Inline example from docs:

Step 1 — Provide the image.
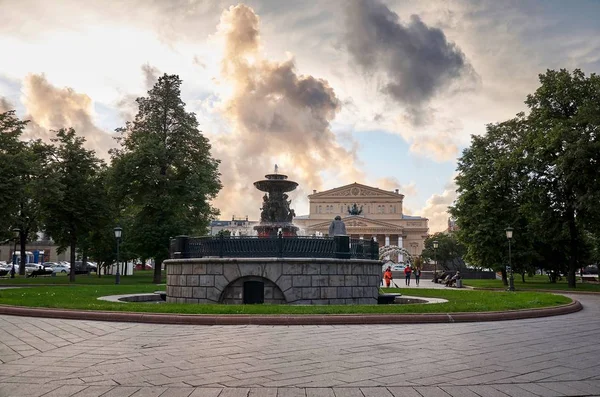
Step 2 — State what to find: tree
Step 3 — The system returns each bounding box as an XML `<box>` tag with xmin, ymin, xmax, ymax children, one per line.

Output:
<box><xmin>421</xmin><ymin>233</ymin><xmax>466</xmax><ymax>271</ymax></box>
<box><xmin>0</xmin><ymin>110</ymin><xmax>55</xmax><ymax>275</ymax></box>
<box><xmin>450</xmin><ymin>118</ymin><xmax>528</xmax><ymax>285</ymax></box>
<box><xmin>110</xmin><ymin>74</ymin><xmax>222</xmax><ymax>284</ymax></box>
<box><xmin>521</xmin><ymin>69</ymin><xmax>600</xmax><ymax>287</ymax></box>
<box><xmin>216</xmin><ymin>229</ymin><xmax>231</xmax><ymax>238</ymax></box>
<box><xmin>42</xmin><ymin>128</ymin><xmax>105</xmax><ymax>282</ymax></box>
<box><xmin>451</xmin><ymin>69</ymin><xmax>600</xmax><ymax>288</ymax></box>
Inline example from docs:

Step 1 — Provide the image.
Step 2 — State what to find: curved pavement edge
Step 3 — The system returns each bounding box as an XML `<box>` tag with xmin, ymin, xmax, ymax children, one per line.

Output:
<box><xmin>0</xmin><ymin>299</ymin><xmax>582</xmax><ymax>325</ymax></box>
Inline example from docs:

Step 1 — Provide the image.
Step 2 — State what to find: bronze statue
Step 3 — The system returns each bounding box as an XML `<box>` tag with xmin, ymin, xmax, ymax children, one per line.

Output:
<box><xmin>347</xmin><ymin>203</ymin><xmax>363</xmax><ymax>215</ymax></box>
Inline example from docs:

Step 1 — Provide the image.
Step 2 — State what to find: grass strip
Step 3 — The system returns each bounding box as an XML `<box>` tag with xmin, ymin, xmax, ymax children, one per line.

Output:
<box><xmin>0</xmin><ymin>285</ymin><xmax>571</xmax><ymax>315</ymax></box>
<box><xmin>464</xmin><ymin>275</ymin><xmax>600</xmax><ymax>292</ymax></box>
<box><xmin>0</xmin><ymin>271</ymin><xmax>164</xmax><ymax>285</ymax></box>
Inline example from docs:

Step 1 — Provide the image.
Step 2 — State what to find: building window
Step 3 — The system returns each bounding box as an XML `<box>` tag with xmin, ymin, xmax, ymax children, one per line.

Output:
<box><xmin>318</xmin><ymin>205</ymin><xmax>322</xmax><ymax>214</ymax></box>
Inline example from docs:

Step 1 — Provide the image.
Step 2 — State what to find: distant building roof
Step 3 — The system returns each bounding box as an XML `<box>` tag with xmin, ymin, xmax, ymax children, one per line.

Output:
<box><xmin>210</xmin><ymin>221</ymin><xmax>231</xmax><ymax>226</ymax></box>
<box><xmin>402</xmin><ymin>215</ymin><xmax>425</xmax><ymax>220</ymax></box>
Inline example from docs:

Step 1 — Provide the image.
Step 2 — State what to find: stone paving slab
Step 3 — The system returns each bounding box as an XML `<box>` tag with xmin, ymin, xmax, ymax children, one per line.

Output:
<box><xmin>0</xmin><ymin>294</ymin><xmax>598</xmax><ymax>396</ymax></box>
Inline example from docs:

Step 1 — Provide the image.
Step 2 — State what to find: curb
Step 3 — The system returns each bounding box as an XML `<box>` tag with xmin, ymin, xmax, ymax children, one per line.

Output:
<box><xmin>0</xmin><ymin>300</ymin><xmax>582</xmax><ymax>325</ymax></box>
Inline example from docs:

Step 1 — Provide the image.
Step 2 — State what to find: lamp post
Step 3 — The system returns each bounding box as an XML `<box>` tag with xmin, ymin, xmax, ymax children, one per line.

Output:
<box><xmin>114</xmin><ymin>226</ymin><xmax>122</xmax><ymax>285</ymax></box>
<box><xmin>11</xmin><ymin>228</ymin><xmax>19</xmax><ymax>279</ymax></box>
<box><xmin>505</xmin><ymin>227</ymin><xmax>514</xmax><ymax>291</ymax></box>
<box><xmin>433</xmin><ymin>240</ymin><xmax>439</xmax><ymax>276</ymax></box>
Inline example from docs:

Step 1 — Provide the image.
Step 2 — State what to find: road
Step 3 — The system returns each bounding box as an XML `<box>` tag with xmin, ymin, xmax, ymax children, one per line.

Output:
<box><xmin>0</xmin><ymin>294</ymin><xmax>599</xmax><ymax>396</ymax></box>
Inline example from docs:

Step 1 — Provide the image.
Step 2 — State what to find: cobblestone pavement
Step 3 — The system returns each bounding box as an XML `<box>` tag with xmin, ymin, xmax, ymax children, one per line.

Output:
<box><xmin>0</xmin><ymin>294</ymin><xmax>599</xmax><ymax>397</ymax></box>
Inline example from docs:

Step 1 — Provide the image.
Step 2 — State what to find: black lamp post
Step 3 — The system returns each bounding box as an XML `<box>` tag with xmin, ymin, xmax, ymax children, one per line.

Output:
<box><xmin>11</xmin><ymin>228</ymin><xmax>19</xmax><ymax>278</ymax></box>
<box><xmin>506</xmin><ymin>227</ymin><xmax>514</xmax><ymax>291</ymax></box>
<box><xmin>114</xmin><ymin>226</ymin><xmax>122</xmax><ymax>285</ymax></box>
<box><xmin>433</xmin><ymin>240</ymin><xmax>439</xmax><ymax>276</ymax></box>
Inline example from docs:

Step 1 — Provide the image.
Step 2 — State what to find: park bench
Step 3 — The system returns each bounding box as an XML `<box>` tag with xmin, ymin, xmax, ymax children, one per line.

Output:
<box><xmin>0</xmin><ymin>269</ymin><xmax>9</xmax><ymax>278</ymax></box>
<box><xmin>580</xmin><ymin>274</ymin><xmax>598</xmax><ymax>282</ymax></box>
<box><xmin>27</xmin><ymin>269</ymin><xmax>54</xmax><ymax>278</ymax></box>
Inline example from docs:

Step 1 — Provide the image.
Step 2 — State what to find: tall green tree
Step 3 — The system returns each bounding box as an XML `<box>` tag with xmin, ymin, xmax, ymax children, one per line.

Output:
<box><xmin>450</xmin><ymin>117</ymin><xmax>529</xmax><ymax>285</ymax></box>
<box><xmin>521</xmin><ymin>69</ymin><xmax>600</xmax><ymax>287</ymax></box>
<box><xmin>0</xmin><ymin>110</ymin><xmax>55</xmax><ymax>274</ymax></box>
<box><xmin>110</xmin><ymin>74</ymin><xmax>221</xmax><ymax>284</ymax></box>
<box><xmin>452</xmin><ymin>69</ymin><xmax>600</xmax><ymax>288</ymax></box>
<box><xmin>43</xmin><ymin>128</ymin><xmax>105</xmax><ymax>282</ymax></box>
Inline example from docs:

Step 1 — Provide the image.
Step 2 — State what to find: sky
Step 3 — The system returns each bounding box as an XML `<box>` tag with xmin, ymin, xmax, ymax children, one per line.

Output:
<box><xmin>1</xmin><ymin>0</ymin><xmax>599</xmax><ymax>232</ymax></box>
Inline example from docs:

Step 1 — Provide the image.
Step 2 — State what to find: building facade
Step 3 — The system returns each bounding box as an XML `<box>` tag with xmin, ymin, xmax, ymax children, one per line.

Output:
<box><xmin>209</xmin><ymin>216</ymin><xmax>259</xmax><ymax>236</ymax></box>
<box><xmin>293</xmin><ymin>183</ymin><xmax>429</xmax><ymax>257</ymax></box>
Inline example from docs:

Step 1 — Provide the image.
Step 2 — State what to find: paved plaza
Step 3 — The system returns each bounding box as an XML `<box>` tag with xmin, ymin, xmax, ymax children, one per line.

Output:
<box><xmin>0</xmin><ymin>294</ymin><xmax>599</xmax><ymax>397</ymax></box>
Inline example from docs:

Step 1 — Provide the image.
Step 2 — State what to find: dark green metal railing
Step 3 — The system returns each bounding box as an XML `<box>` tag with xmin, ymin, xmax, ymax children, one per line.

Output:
<box><xmin>170</xmin><ymin>235</ymin><xmax>379</xmax><ymax>260</ymax></box>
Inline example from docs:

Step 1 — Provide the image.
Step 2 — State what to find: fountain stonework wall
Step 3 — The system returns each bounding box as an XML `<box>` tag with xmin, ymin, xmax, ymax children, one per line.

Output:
<box><xmin>165</xmin><ymin>258</ymin><xmax>382</xmax><ymax>304</ymax></box>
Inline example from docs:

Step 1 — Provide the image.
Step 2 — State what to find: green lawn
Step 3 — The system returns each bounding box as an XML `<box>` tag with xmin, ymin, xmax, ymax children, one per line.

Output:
<box><xmin>0</xmin><ymin>285</ymin><xmax>571</xmax><ymax>314</ymax></box>
<box><xmin>0</xmin><ymin>270</ymin><xmax>165</xmax><ymax>285</ymax></box>
<box><xmin>464</xmin><ymin>274</ymin><xmax>600</xmax><ymax>292</ymax></box>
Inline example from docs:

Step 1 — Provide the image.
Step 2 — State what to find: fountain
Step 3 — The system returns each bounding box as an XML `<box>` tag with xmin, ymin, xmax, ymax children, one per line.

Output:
<box><xmin>165</xmin><ymin>167</ymin><xmax>382</xmax><ymax>305</ymax></box>
<box><xmin>253</xmin><ymin>165</ymin><xmax>299</xmax><ymax>237</ymax></box>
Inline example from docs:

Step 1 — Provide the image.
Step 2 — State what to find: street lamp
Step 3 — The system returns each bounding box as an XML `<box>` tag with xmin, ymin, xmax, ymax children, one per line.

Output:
<box><xmin>11</xmin><ymin>228</ymin><xmax>19</xmax><ymax>279</ymax></box>
<box><xmin>114</xmin><ymin>226</ymin><xmax>122</xmax><ymax>285</ymax></box>
<box><xmin>505</xmin><ymin>227</ymin><xmax>514</xmax><ymax>291</ymax></box>
<box><xmin>433</xmin><ymin>240</ymin><xmax>439</xmax><ymax>276</ymax></box>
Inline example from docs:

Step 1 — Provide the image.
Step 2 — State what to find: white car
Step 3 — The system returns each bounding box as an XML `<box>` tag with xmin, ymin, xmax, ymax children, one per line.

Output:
<box><xmin>50</xmin><ymin>264</ymin><xmax>70</xmax><ymax>274</ymax></box>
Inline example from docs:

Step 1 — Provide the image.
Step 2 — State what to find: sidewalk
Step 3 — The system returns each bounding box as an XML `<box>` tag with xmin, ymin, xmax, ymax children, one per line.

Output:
<box><xmin>383</xmin><ymin>277</ymin><xmax>468</xmax><ymax>289</ymax></box>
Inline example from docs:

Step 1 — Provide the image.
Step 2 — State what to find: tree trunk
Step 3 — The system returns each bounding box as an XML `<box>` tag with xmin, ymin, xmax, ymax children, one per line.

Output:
<box><xmin>19</xmin><ymin>230</ymin><xmax>27</xmax><ymax>276</ymax></box>
<box><xmin>69</xmin><ymin>237</ymin><xmax>77</xmax><ymax>283</ymax></box>
<box><xmin>153</xmin><ymin>258</ymin><xmax>162</xmax><ymax>284</ymax></box>
<box><xmin>566</xmin><ymin>208</ymin><xmax>578</xmax><ymax>288</ymax></box>
<box><xmin>501</xmin><ymin>267</ymin><xmax>508</xmax><ymax>286</ymax></box>
<box><xmin>521</xmin><ymin>271</ymin><xmax>525</xmax><ymax>283</ymax></box>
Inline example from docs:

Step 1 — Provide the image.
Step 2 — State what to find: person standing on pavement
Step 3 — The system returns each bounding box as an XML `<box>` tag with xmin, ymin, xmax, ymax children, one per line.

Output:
<box><xmin>383</xmin><ymin>266</ymin><xmax>393</xmax><ymax>288</ymax></box>
<box><xmin>414</xmin><ymin>267</ymin><xmax>421</xmax><ymax>286</ymax></box>
<box><xmin>404</xmin><ymin>264</ymin><xmax>412</xmax><ymax>286</ymax></box>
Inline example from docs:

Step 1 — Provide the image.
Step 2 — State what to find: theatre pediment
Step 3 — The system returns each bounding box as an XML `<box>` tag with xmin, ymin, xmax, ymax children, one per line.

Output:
<box><xmin>309</xmin><ymin>183</ymin><xmax>404</xmax><ymax>200</ymax></box>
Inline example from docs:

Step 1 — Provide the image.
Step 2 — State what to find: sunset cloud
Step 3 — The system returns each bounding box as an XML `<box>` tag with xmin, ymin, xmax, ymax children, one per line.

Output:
<box><xmin>21</xmin><ymin>74</ymin><xmax>113</xmax><ymax>157</ymax></box>
<box><xmin>420</xmin><ymin>179</ymin><xmax>457</xmax><ymax>233</ymax></box>
<box><xmin>211</xmin><ymin>4</ymin><xmax>364</xmax><ymax>219</ymax></box>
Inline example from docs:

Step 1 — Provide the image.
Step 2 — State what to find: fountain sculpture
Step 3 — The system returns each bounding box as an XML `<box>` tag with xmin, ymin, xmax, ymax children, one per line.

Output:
<box><xmin>253</xmin><ymin>165</ymin><xmax>299</xmax><ymax>237</ymax></box>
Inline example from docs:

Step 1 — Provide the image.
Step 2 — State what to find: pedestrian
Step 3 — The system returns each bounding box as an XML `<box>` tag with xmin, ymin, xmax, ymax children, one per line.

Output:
<box><xmin>328</xmin><ymin>215</ymin><xmax>347</xmax><ymax>237</ymax></box>
<box><xmin>404</xmin><ymin>264</ymin><xmax>412</xmax><ymax>286</ymax></box>
<box><xmin>414</xmin><ymin>267</ymin><xmax>421</xmax><ymax>286</ymax></box>
<box><xmin>383</xmin><ymin>266</ymin><xmax>393</xmax><ymax>288</ymax></box>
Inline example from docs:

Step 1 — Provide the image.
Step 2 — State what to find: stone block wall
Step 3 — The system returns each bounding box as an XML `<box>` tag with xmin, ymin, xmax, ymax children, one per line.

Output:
<box><xmin>165</xmin><ymin>258</ymin><xmax>382</xmax><ymax>304</ymax></box>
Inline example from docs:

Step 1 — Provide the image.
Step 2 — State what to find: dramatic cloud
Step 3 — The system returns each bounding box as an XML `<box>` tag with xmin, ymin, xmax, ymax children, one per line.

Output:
<box><xmin>397</xmin><ymin>113</ymin><xmax>462</xmax><ymax>161</ymax></box>
<box><xmin>344</xmin><ymin>0</ymin><xmax>475</xmax><ymax>122</ymax></box>
<box><xmin>420</xmin><ymin>179</ymin><xmax>458</xmax><ymax>233</ymax></box>
<box><xmin>0</xmin><ymin>97</ymin><xmax>12</xmax><ymax>113</ymax></box>
<box><xmin>211</xmin><ymin>4</ymin><xmax>364</xmax><ymax>219</ymax></box>
<box><xmin>375</xmin><ymin>177</ymin><xmax>417</xmax><ymax>197</ymax></box>
<box><xmin>21</xmin><ymin>74</ymin><xmax>114</xmax><ymax>157</ymax></box>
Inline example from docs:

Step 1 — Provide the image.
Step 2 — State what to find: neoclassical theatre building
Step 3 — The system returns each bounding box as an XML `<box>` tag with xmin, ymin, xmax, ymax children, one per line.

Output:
<box><xmin>293</xmin><ymin>183</ymin><xmax>429</xmax><ymax>256</ymax></box>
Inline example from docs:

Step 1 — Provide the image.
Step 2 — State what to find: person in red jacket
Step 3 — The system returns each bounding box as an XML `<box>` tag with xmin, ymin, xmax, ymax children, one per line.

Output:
<box><xmin>383</xmin><ymin>267</ymin><xmax>393</xmax><ymax>288</ymax></box>
<box><xmin>404</xmin><ymin>265</ymin><xmax>412</xmax><ymax>286</ymax></box>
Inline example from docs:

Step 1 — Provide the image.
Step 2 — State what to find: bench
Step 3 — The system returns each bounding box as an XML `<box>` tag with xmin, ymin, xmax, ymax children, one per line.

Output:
<box><xmin>580</xmin><ymin>274</ymin><xmax>598</xmax><ymax>282</ymax></box>
<box><xmin>0</xmin><ymin>269</ymin><xmax>9</xmax><ymax>278</ymax></box>
<box><xmin>27</xmin><ymin>269</ymin><xmax>54</xmax><ymax>278</ymax></box>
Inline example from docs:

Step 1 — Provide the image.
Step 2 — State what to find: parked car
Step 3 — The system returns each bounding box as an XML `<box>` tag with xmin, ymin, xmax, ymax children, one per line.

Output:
<box><xmin>25</xmin><ymin>263</ymin><xmax>51</xmax><ymax>273</ymax></box>
<box><xmin>50</xmin><ymin>264</ymin><xmax>70</xmax><ymax>274</ymax></box>
<box><xmin>73</xmin><ymin>261</ymin><xmax>96</xmax><ymax>273</ymax></box>
<box><xmin>135</xmin><ymin>263</ymin><xmax>153</xmax><ymax>270</ymax></box>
